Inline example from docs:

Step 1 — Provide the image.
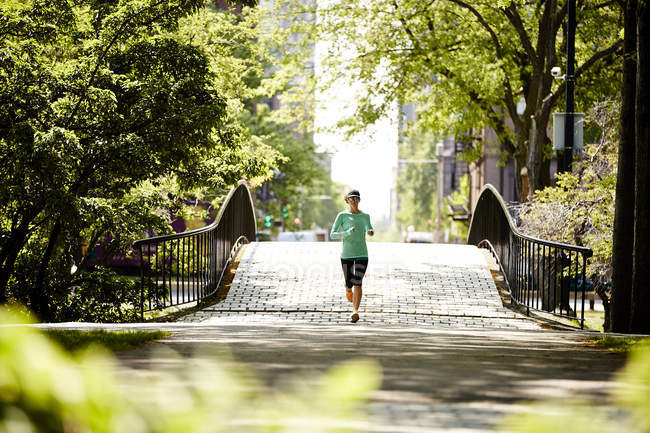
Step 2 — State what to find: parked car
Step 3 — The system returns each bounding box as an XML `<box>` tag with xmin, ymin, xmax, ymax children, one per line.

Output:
<box><xmin>277</xmin><ymin>231</ymin><xmax>317</xmax><ymax>242</ymax></box>
<box><xmin>404</xmin><ymin>231</ymin><xmax>434</xmax><ymax>243</ymax></box>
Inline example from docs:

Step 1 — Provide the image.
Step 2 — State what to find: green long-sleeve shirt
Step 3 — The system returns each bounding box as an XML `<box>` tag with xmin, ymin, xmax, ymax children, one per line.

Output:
<box><xmin>330</xmin><ymin>211</ymin><xmax>374</xmax><ymax>259</ymax></box>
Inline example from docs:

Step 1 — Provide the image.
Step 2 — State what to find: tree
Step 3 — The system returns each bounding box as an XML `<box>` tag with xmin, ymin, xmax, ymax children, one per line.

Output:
<box><xmin>611</xmin><ymin>0</ymin><xmax>650</xmax><ymax>333</ymax></box>
<box><xmin>279</xmin><ymin>0</ymin><xmax>623</xmax><ymax>197</ymax></box>
<box><xmin>610</xmin><ymin>0</ymin><xmax>636</xmax><ymax>333</ymax></box>
<box><xmin>630</xmin><ymin>0</ymin><xmax>650</xmax><ymax>333</ymax></box>
<box><xmin>610</xmin><ymin>0</ymin><xmax>650</xmax><ymax>334</ymax></box>
<box><xmin>0</xmin><ymin>0</ymin><xmax>276</xmax><ymax>319</ymax></box>
<box><xmin>174</xmin><ymin>4</ymin><xmax>339</xmax><ymax>233</ymax></box>
<box><xmin>395</xmin><ymin>128</ymin><xmax>438</xmax><ymax>232</ymax></box>
<box><xmin>242</xmin><ymin>104</ymin><xmax>343</xmax><ymax>233</ymax></box>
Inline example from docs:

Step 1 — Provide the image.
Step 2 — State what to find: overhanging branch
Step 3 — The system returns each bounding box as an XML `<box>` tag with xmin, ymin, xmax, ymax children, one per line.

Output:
<box><xmin>546</xmin><ymin>39</ymin><xmax>623</xmax><ymax>110</ymax></box>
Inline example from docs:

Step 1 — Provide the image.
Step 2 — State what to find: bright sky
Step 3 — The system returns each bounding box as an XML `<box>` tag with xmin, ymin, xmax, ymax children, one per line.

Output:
<box><xmin>313</xmin><ymin>41</ymin><xmax>399</xmax><ymax>225</ymax></box>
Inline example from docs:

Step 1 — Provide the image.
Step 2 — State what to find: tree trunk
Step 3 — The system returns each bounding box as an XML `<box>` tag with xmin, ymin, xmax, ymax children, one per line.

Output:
<box><xmin>0</xmin><ymin>241</ymin><xmax>25</xmax><ymax>303</ymax></box>
<box><xmin>611</xmin><ymin>0</ymin><xmax>637</xmax><ymax>333</ymax></box>
<box><xmin>596</xmin><ymin>282</ymin><xmax>612</xmax><ymax>331</ymax></box>
<box><xmin>630</xmin><ymin>0</ymin><xmax>650</xmax><ymax>333</ymax></box>
<box><xmin>32</xmin><ymin>219</ymin><xmax>63</xmax><ymax>320</ymax></box>
<box><xmin>0</xmin><ymin>221</ymin><xmax>34</xmax><ymax>302</ymax></box>
<box><xmin>513</xmin><ymin>152</ymin><xmax>527</xmax><ymax>202</ymax></box>
<box><xmin>526</xmin><ymin>110</ymin><xmax>552</xmax><ymax>195</ymax></box>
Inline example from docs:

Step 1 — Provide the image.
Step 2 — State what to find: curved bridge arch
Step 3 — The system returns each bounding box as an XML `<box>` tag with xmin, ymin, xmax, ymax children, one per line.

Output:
<box><xmin>468</xmin><ymin>184</ymin><xmax>593</xmax><ymax>328</ymax></box>
<box><xmin>133</xmin><ymin>180</ymin><xmax>256</xmax><ymax>318</ymax></box>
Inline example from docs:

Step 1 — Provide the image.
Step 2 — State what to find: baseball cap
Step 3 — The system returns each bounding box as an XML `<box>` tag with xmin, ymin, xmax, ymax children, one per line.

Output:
<box><xmin>346</xmin><ymin>190</ymin><xmax>360</xmax><ymax>199</ymax></box>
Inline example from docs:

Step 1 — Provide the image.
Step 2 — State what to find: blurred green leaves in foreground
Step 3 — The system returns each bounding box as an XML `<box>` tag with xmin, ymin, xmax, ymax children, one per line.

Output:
<box><xmin>0</xmin><ymin>309</ymin><xmax>381</xmax><ymax>433</ymax></box>
<box><xmin>505</xmin><ymin>340</ymin><xmax>650</xmax><ymax>433</ymax></box>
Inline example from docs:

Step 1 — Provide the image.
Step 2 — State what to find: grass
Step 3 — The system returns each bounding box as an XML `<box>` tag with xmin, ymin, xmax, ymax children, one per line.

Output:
<box><xmin>547</xmin><ymin>310</ymin><xmax>605</xmax><ymax>331</ymax></box>
<box><xmin>45</xmin><ymin>329</ymin><xmax>171</xmax><ymax>352</ymax></box>
<box><xmin>564</xmin><ymin>310</ymin><xmax>605</xmax><ymax>331</ymax></box>
<box><xmin>589</xmin><ymin>334</ymin><xmax>650</xmax><ymax>353</ymax></box>
<box><xmin>582</xmin><ymin>310</ymin><xmax>605</xmax><ymax>331</ymax></box>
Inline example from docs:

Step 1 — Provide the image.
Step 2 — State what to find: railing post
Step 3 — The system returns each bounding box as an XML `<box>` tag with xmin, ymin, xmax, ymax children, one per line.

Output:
<box><xmin>580</xmin><ymin>253</ymin><xmax>586</xmax><ymax>329</ymax></box>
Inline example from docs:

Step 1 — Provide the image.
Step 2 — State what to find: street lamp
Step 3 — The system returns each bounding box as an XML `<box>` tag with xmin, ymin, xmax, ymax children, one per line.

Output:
<box><xmin>561</xmin><ymin>0</ymin><xmax>576</xmax><ymax>173</ymax></box>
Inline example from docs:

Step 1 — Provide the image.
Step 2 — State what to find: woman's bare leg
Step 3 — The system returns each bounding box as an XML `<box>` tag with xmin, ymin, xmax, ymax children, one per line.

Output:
<box><xmin>353</xmin><ymin>285</ymin><xmax>362</xmax><ymax>312</ymax></box>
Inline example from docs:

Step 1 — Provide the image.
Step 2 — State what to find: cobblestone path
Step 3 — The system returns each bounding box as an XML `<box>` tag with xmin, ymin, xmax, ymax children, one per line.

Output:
<box><xmin>179</xmin><ymin>242</ymin><xmax>539</xmax><ymax>329</ymax></box>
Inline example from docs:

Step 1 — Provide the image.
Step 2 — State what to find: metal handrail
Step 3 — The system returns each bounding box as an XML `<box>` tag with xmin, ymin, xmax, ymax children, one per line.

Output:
<box><xmin>133</xmin><ymin>180</ymin><xmax>256</xmax><ymax>319</ymax></box>
<box><xmin>468</xmin><ymin>184</ymin><xmax>593</xmax><ymax>328</ymax></box>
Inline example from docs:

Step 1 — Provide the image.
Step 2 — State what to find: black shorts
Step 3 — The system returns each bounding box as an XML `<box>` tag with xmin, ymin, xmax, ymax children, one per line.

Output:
<box><xmin>340</xmin><ymin>258</ymin><xmax>368</xmax><ymax>288</ymax></box>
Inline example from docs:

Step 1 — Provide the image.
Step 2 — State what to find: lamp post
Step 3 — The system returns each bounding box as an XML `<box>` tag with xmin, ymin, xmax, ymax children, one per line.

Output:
<box><xmin>436</xmin><ymin>142</ymin><xmax>444</xmax><ymax>243</ymax></box>
<box><xmin>561</xmin><ymin>0</ymin><xmax>576</xmax><ymax>173</ymax></box>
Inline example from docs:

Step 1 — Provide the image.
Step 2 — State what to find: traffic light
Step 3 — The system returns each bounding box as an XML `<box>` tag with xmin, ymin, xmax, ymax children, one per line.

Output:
<box><xmin>264</xmin><ymin>215</ymin><xmax>272</xmax><ymax>227</ymax></box>
<box><xmin>294</xmin><ymin>217</ymin><xmax>301</xmax><ymax>226</ymax></box>
<box><xmin>281</xmin><ymin>202</ymin><xmax>288</xmax><ymax>219</ymax></box>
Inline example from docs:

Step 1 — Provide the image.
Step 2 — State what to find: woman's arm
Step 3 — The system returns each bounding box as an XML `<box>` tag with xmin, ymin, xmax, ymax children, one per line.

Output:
<box><xmin>365</xmin><ymin>214</ymin><xmax>374</xmax><ymax>236</ymax></box>
<box><xmin>330</xmin><ymin>214</ymin><xmax>354</xmax><ymax>239</ymax></box>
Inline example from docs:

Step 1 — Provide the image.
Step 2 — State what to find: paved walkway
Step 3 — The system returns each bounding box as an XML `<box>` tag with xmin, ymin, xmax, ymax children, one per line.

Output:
<box><xmin>113</xmin><ymin>323</ymin><xmax>624</xmax><ymax>433</ymax></box>
<box><xmin>38</xmin><ymin>242</ymin><xmax>626</xmax><ymax>432</ymax></box>
<box><xmin>179</xmin><ymin>242</ymin><xmax>539</xmax><ymax>329</ymax></box>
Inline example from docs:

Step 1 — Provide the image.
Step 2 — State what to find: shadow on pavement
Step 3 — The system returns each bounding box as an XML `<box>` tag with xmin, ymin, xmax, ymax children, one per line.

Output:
<box><xmin>116</xmin><ymin>325</ymin><xmax>625</xmax><ymax>405</ymax></box>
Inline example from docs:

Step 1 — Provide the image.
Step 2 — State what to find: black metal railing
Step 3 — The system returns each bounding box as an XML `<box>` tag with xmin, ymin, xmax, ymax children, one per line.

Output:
<box><xmin>132</xmin><ymin>180</ymin><xmax>256</xmax><ymax>319</ymax></box>
<box><xmin>468</xmin><ymin>184</ymin><xmax>593</xmax><ymax>328</ymax></box>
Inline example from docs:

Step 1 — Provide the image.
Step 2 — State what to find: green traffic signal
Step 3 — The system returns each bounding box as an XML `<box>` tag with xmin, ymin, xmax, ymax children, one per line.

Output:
<box><xmin>264</xmin><ymin>215</ymin><xmax>272</xmax><ymax>227</ymax></box>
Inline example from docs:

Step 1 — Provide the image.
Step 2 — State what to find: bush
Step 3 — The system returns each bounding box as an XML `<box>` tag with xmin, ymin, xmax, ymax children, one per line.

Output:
<box><xmin>0</xmin><ymin>308</ymin><xmax>382</xmax><ymax>433</ymax></box>
<box><xmin>8</xmin><ymin>266</ymin><xmax>166</xmax><ymax>323</ymax></box>
<box><xmin>516</xmin><ymin>101</ymin><xmax>618</xmax><ymax>330</ymax></box>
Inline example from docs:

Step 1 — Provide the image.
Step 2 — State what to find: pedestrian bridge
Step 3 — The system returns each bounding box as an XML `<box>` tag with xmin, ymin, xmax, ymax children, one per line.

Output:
<box><xmin>133</xmin><ymin>181</ymin><xmax>592</xmax><ymax>329</ymax></box>
<box><xmin>178</xmin><ymin>241</ymin><xmax>538</xmax><ymax>329</ymax></box>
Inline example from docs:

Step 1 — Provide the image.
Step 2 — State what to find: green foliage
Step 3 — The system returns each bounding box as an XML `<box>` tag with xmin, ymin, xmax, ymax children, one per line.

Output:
<box><xmin>395</xmin><ymin>122</ymin><xmax>469</xmax><ymax>243</ymax></box>
<box><xmin>273</xmin><ymin>0</ymin><xmax>623</xmax><ymax>189</ymax></box>
<box><xmin>395</xmin><ymin>127</ymin><xmax>438</xmax><ymax>232</ymax></box>
<box><xmin>0</xmin><ymin>0</ymin><xmax>288</xmax><ymax>320</ymax></box>
<box><xmin>45</xmin><ymin>329</ymin><xmax>170</xmax><ymax>352</ymax></box>
<box><xmin>298</xmin><ymin>177</ymin><xmax>346</xmax><ymax>232</ymax></box>
<box><xmin>246</xmin><ymin>105</ymin><xmax>342</xmax><ymax>233</ymax></box>
<box><xmin>0</xmin><ymin>308</ymin><xmax>381</xmax><ymax>433</ymax></box>
<box><xmin>504</xmin><ymin>340</ymin><xmax>650</xmax><ymax>433</ymax></box>
<box><xmin>172</xmin><ymin>4</ymin><xmax>334</xmax><ymax>233</ymax></box>
<box><xmin>9</xmin><ymin>266</ymin><xmax>166</xmax><ymax>323</ymax></box>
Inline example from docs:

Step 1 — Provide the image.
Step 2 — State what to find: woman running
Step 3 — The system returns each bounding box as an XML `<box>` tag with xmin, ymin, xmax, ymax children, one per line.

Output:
<box><xmin>330</xmin><ymin>189</ymin><xmax>374</xmax><ymax>323</ymax></box>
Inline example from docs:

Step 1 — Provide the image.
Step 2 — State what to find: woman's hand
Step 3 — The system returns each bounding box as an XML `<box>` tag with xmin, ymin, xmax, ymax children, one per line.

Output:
<box><xmin>350</xmin><ymin>226</ymin><xmax>355</xmax><ymax>232</ymax></box>
<box><xmin>367</xmin><ymin>230</ymin><xmax>374</xmax><ymax>236</ymax></box>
